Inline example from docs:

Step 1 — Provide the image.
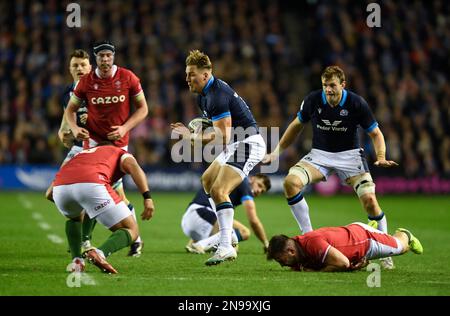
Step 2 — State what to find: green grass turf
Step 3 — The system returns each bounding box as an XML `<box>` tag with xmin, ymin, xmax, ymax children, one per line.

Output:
<box><xmin>0</xmin><ymin>192</ymin><xmax>449</xmax><ymax>296</ymax></box>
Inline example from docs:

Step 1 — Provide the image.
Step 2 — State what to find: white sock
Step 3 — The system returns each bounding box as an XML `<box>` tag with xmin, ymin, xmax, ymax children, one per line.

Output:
<box><xmin>128</xmin><ymin>205</ymin><xmax>141</xmax><ymax>243</ymax></box>
<box><xmin>369</xmin><ymin>212</ymin><xmax>388</xmax><ymax>234</ymax></box>
<box><xmin>196</xmin><ymin>230</ymin><xmax>238</xmax><ymax>250</ymax></box>
<box><xmin>287</xmin><ymin>193</ymin><xmax>313</xmax><ymax>233</ymax></box>
<box><xmin>196</xmin><ymin>233</ymin><xmax>220</xmax><ymax>249</ymax></box>
<box><xmin>216</xmin><ymin>203</ymin><xmax>234</xmax><ymax>249</ymax></box>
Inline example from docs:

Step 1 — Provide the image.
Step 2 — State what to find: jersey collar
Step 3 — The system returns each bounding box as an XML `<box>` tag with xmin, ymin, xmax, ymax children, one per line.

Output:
<box><xmin>202</xmin><ymin>76</ymin><xmax>215</xmax><ymax>95</ymax></box>
<box><xmin>321</xmin><ymin>89</ymin><xmax>348</xmax><ymax>107</ymax></box>
<box><xmin>95</xmin><ymin>65</ymin><xmax>118</xmax><ymax>79</ymax></box>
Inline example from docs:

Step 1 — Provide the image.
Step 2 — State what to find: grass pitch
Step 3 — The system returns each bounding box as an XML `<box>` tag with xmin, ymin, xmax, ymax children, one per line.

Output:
<box><xmin>0</xmin><ymin>192</ymin><xmax>449</xmax><ymax>296</ymax></box>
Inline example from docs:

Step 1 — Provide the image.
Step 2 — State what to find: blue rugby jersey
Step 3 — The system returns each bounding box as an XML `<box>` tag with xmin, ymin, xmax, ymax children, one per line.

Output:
<box><xmin>297</xmin><ymin>89</ymin><xmax>378</xmax><ymax>152</ymax></box>
<box><xmin>197</xmin><ymin>77</ymin><xmax>258</xmax><ymax>141</ymax></box>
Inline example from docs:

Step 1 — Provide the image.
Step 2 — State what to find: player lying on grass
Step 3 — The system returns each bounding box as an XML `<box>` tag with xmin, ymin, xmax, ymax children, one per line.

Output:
<box><xmin>52</xmin><ymin>142</ymin><xmax>155</xmax><ymax>274</ymax></box>
<box><xmin>267</xmin><ymin>222</ymin><xmax>423</xmax><ymax>272</ymax></box>
<box><xmin>182</xmin><ymin>174</ymin><xmax>271</xmax><ymax>254</ymax></box>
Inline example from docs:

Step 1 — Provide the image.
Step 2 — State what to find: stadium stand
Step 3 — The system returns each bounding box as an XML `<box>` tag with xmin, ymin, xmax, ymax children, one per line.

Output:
<box><xmin>0</xmin><ymin>0</ymin><xmax>448</xmax><ymax>179</ymax></box>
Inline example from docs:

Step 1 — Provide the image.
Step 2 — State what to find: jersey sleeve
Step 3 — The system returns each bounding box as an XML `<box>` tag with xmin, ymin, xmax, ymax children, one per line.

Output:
<box><xmin>303</xmin><ymin>236</ymin><xmax>332</xmax><ymax>265</ymax></box>
<box><xmin>239</xmin><ymin>178</ymin><xmax>254</xmax><ymax>203</ymax></box>
<box><xmin>210</xmin><ymin>92</ymin><xmax>231</xmax><ymax>122</ymax></box>
<box><xmin>113</xmin><ymin>148</ymin><xmax>130</xmax><ymax>179</ymax></box>
<box><xmin>129</xmin><ymin>71</ymin><xmax>143</xmax><ymax>97</ymax></box>
<box><xmin>297</xmin><ymin>93</ymin><xmax>313</xmax><ymax>123</ymax></box>
<box><xmin>358</xmin><ymin>96</ymin><xmax>378</xmax><ymax>133</ymax></box>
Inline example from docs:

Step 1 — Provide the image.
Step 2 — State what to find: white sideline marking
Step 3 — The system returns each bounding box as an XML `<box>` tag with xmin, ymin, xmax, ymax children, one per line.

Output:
<box><xmin>47</xmin><ymin>234</ymin><xmax>64</xmax><ymax>244</ymax></box>
<box><xmin>32</xmin><ymin>212</ymin><xmax>43</xmax><ymax>220</ymax></box>
<box><xmin>18</xmin><ymin>196</ymin><xmax>65</xmax><ymax>245</ymax></box>
<box><xmin>18</xmin><ymin>194</ymin><xmax>33</xmax><ymax>210</ymax></box>
<box><xmin>38</xmin><ymin>222</ymin><xmax>51</xmax><ymax>231</ymax></box>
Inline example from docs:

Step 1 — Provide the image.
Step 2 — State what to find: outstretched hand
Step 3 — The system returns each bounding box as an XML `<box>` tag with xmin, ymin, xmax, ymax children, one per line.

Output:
<box><xmin>170</xmin><ymin>122</ymin><xmax>191</xmax><ymax>139</ymax></box>
<box><xmin>141</xmin><ymin>199</ymin><xmax>155</xmax><ymax>220</ymax></box>
<box><xmin>374</xmin><ymin>159</ymin><xmax>398</xmax><ymax>168</ymax></box>
<box><xmin>261</xmin><ymin>153</ymin><xmax>278</xmax><ymax>164</ymax></box>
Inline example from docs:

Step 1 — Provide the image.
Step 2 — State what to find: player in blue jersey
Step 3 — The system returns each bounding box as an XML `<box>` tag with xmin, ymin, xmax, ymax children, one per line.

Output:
<box><xmin>45</xmin><ymin>49</ymin><xmax>91</xmax><ymax>201</ymax></box>
<box><xmin>171</xmin><ymin>50</ymin><xmax>267</xmax><ymax>265</ymax></box>
<box><xmin>263</xmin><ymin>66</ymin><xmax>398</xmax><ymax>269</ymax></box>
<box><xmin>182</xmin><ymin>174</ymin><xmax>271</xmax><ymax>254</ymax></box>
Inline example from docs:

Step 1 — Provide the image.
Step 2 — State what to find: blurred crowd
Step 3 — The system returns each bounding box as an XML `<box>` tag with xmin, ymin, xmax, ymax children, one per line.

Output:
<box><xmin>0</xmin><ymin>0</ymin><xmax>449</xmax><ymax>178</ymax></box>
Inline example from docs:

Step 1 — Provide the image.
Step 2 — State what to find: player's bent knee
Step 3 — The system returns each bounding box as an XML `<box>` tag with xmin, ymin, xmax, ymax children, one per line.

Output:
<box><xmin>118</xmin><ymin>223</ymin><xmax>138</xmax><ymax>243</ymax></box>
<box><xmin>283</xmin><ymin>175</ymin><xmax>303</xmax><ymax>193</ymax></box>
<box><xmin>287</xmin><ymin>165</ymin><xmax>311</xmax><ymax>187</ymax></box>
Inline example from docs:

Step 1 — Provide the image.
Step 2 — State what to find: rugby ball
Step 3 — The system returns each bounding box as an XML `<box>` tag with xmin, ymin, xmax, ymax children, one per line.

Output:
<box><xmin>188</xmin><ymin>117</ymin><xmax>213</xmax><ymax>132</ymax></box>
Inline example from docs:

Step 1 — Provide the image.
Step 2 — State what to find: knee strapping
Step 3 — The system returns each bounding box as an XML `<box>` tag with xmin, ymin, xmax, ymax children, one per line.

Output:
<box><xmin>288</xmin><ymin>165</ymin><xmax>311</xmax><ymax>186</ymax></box>
<box><xmin>354</xmin><ymin>178</ymin><xmax>376</xmax><ymax>197</ymax></box>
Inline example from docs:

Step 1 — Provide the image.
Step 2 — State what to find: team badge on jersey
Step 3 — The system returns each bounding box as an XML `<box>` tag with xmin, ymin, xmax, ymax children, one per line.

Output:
<box><xmin>318</xmin><ymin>107</ymin><xmax>322</xmax><ymax>114</ymax></box>
<box><xmin>94</xmin><ymin>83</ymin><xmax>98</xmax><ymax>90</ymax></box>
<box><xmin>340</xmin><ymin>109</ymin><xmax>348</xmax><ymax>116</ymax></box>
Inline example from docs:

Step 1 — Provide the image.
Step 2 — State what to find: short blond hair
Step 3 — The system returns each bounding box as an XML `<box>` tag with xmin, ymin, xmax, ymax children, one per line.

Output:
<box><xmin>186</xmin><ymin>50</ymin><xmax>212</xmax><ymax>70</ymax></box>
<box><xmin>321</xmin><ymin>65</ymin><xmax>345</xmax><ymax>83</ymax></box>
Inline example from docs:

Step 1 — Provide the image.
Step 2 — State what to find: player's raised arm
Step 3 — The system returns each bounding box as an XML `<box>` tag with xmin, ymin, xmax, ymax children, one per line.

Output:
<box><xmin>368</xmin><ymin>127</ymin><xmax>399</xmax><ymax>168</ymax></box>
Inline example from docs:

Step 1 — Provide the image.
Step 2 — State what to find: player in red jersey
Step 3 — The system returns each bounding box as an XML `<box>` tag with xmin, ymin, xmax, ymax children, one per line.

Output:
<box><xmin>66</xmin><ymin>41</ymin><xmax>147</xmax><ymax>147</ymax></box>
<box><xmin>53</xmin><ymin>143</ymin><xmax>155</xmax><ymax>274</ymax></box>
<box><xmin>64</xmin><ymin>41</ymin><xmax>149</xmax><ymax>256</ymax></box>
<box><xmin>267</xmin><ymin>222</ymin><xmax>423</xmax><ymax>272</ymax></box>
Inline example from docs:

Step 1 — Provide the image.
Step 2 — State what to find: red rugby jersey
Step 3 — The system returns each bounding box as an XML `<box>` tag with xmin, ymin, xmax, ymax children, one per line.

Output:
<box><xmin>53</xmin><ymin>145</ymin><xmax>128</xmax><ymax>186</ymax></box>
<box><xmin>294</xmin><ymin>224</ymin><xmax>397</xmax><ymax>270</ymax></box>
<box><xmin>73</xmin><ymin>66</ymin><xmax>143</xmax><ymax>147</ymax></box>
